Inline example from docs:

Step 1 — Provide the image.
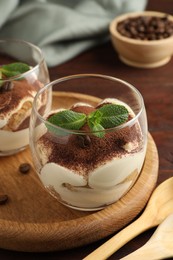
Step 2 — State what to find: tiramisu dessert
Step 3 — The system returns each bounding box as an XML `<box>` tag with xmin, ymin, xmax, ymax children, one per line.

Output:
<box><xmin>35</xmin><ymin>97</ymin><xmax>146</xmax><ymax>210</ymax></box>
<box><xmin>0</xmin><ymin>62</ymin><xmax>46</xmax><ymax>155</ymax></box>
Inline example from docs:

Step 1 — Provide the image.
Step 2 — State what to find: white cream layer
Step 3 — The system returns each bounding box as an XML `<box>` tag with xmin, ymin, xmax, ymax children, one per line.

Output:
<box><xmin>40</xmin><ymin>147</ymin><xmax>146</xmax><ymax>209</ymax></box>
<box><xmin>0</xmin><ymin>128</ymin><xmax>29</xmax><ymax>151</ymax></box>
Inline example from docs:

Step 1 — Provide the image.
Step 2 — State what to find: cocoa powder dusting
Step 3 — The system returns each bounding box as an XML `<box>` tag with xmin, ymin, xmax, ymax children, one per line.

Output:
<box><xmin>39</xmin><ymin>106</ymin><xmax>143</xmax><ymax>176</ymax></box>
<box><xmin>0</xmin><ymin>79</ymin><xmax>43</xmax><ymax>131</ymax></box>
<box><xmin>0</xmin><ymin>79</ymin><xmax>40</xmax><ymax>115</ymax></box>
<box><xmin>71</xmin><ymin>105</ymin><xmax>95</xmax><ymax>115</ymax></box>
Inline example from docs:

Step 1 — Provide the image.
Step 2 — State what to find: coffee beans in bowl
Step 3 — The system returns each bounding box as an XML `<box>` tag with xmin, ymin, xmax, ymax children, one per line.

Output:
<box><xmin>109</xmin><ymin>11</ymin><xmax>173</xmax><ymax>68</ymax></box>
<box><xmin>117</xmin><ymin>15</ymin><xmax>173</xmax><ymax>40</ymax></box>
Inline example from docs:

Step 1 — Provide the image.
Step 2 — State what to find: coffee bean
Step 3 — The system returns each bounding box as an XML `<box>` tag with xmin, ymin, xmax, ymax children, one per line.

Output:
<box><xmin>141</xmin><ymin>16</ymin><xmax>151</xmax><ymax>26</ymax></box>
<box><xmin>0</xmin><ymin>194</ymin><xmax>8</xmax><ymax>205</ymax></box>
<box><xmin>129</xmin><ymin>26</ymin><xmax>138</xmax><ymax>36</ymax></box>
<box><xmin>0</xmin><ymin>81</ymin><xmax>14</xmax><ymax>93</ymax></box>
<box><xmin>77</xmin><ymin>135</ymin><xmax>91</xmax><ymax>148</ymax></box>
<box><xmin>19</xmin><ymin>163</ymin><xmax>31</xmax><ymax>174</ymax></box>
<box><xmin>117</xmin><ymin>15</ymin><xmax>173</xmax><ymax>41</ymax></box>
<box><xmin>138</xmin><ymin>25</ymin><xmax>145</xmax><ymax>33</ymax></box>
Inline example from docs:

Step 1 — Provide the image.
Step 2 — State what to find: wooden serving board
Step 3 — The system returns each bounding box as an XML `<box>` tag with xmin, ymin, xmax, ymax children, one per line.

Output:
<box><xmin>0</xmin><ymin>92</ymin><xmax>159</xmax><ymax>252</ymax></box>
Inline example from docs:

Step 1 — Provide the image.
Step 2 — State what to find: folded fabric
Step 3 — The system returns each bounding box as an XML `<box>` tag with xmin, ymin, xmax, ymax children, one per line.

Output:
<box><xmin>0</xmin><ymin>0</ymin><xmax>147</xmax><ymax>67</ymax></box>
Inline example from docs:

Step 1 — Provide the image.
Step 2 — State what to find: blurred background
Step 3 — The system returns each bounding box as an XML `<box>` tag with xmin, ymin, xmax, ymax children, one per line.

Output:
<box><xmin>0</xmin><ymin>0</ymin><xmax>148</xmax><ymax>67</ymax></box>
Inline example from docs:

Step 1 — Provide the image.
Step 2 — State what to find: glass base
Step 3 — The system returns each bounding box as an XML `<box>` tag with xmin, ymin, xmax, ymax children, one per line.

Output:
<box><xmin>46</xmin><ymin>186</ymin><xmax>107</xmax><ymax>211</ymax></box>
<box><xmin>0</xmin><ymin>146</ymin><xmax>27</xmax><ymax>157</ymax></box>
<box><xmin>60</xmin><ymin>201</ymin><xmax>106</xmax><ymax>211</ymax></box>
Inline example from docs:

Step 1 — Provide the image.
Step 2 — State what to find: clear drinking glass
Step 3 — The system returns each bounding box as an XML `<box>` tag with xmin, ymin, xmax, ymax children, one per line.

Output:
<box><xmin>0</xmin><ymin>39</ymin><xmax>50</xmax><ymax>156</ymax></box>
<box><xmin>30</xmin><ymin>74</ymin><xmax>148</xmax><ymax>211</ymax></box>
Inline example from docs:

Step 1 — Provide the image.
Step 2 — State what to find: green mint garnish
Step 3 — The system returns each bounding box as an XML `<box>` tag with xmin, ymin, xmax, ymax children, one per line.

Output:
<box><xmin>46</xmin><ymin>104</ymin><xmax>129</xmax><ymax>138</ymax></box>
<box><xmin>97</xmin><ymin>104</ymin><xmax>129</xmax><ymax>128</ymax></box>
<box><xmin>46</xmin><ymin>110</ymin><xmax>87</xmax><ymax>135</ymax></box>
<box><xmin>88</xmin><ymin>121</ymin><xmax>105</xmax><ymax>138</ymax></box>
<box><xmin>0</xmin><ymin>62</ymin><xmax>30</xmax><ymax>78</ymax></box>
<box><xmin>0</xmin><ymin>62</ymin><xmax>30</xmax><ymax>88</ymax></box>
<box><xmin>87</xmin><ymin>110</ymin><xmax>105</xmax><ymax>138</ymax></box>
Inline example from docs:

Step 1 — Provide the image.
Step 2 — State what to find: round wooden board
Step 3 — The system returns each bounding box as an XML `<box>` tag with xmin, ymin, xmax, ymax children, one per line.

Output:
<box><xmin>0</xmin><ymin>92</ymin><xmax>159</xmax><ymax>252</ymax></box>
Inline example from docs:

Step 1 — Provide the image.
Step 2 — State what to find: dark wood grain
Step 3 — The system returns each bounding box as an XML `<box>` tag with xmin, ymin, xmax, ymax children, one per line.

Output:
<box><xmin>0</xmin><ymin>0</ymin><xmax>173</xmax><ymax>259</ymax></box>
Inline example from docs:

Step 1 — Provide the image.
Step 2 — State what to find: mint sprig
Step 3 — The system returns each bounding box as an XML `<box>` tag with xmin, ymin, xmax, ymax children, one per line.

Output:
<box><xmin>46</xmin><ymin>104</ymin><xmax>129</xmax><ymax>138</ymax></box>
<box><xmin>0</xmin><ymin>62</ymin><xmax>30</xmax><ymax>78</ymax></box>
<box><xmin>0</xmin><ymin>62</ymin><xmax>30</xmax><ymax>88</ymax></box>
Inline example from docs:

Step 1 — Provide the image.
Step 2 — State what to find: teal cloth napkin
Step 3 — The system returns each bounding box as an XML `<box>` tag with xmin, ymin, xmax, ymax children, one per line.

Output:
<box><xmin>0</xmin><ymin>0</ymin><xmax>147</xmax><ymax>67</ymax></box>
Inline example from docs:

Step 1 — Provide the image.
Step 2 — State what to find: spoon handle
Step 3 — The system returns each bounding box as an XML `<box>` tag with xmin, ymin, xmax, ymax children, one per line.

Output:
<box><xmin>121</xmin><ymin>213</ymin><xmax>173</xmax><ymax>260</ymax></box>
<box><xmin>83</xmin><ymin>214</ymin><xmax>154</xmax><ymax>260</ymax></box>
<box><xmin>121</xmin><ymin>241</ymin><xmax>170</xmax><ymax>260</ymax></box>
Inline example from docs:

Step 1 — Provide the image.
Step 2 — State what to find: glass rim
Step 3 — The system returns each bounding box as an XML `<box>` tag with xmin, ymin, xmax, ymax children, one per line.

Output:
<box><xmin>0</xmin><ymin>38</ymin><xmax>45</xmax><ymax>82</ymax></box>
<box><xmin>33</xmin><ymin>74</ymin><xmax>145</xmax><ymax>135</ymax></box>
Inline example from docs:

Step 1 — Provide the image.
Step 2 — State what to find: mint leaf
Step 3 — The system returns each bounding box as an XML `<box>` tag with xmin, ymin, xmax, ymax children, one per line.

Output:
<box><xmin>87</xmin><ymin>110</ymin><xmax>102</xmax><ymax>125</ymax></box>
<box><xmin>87</xmin><ymin>110</ymin><xmax>105</xmax><ymax>137</ymax></box>
<box><xmin>98</xmin><ymin>104</ymin><xmax>129</xmax><ymax>128</ymax></box>
<box><xmin>88</xmin><ymin>121</ymin><xmax>105</xmax><ymax>138</ymax></box>
<box><xmin>46</xmin><ymin>110</ymin><xmax>87</xmax><ymax>135</ymax></box>
<box><xmin>0</xmin><ymin>69</ymin><xmax>20</xmax><ymax>78</ymax></box>
<box><xmin>0</xmin><ymin>62</ymin><xmax>30</xmax><ymax>78</ymax></box>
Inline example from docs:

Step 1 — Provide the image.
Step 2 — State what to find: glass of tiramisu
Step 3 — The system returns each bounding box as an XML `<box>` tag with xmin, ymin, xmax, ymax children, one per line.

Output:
<box><xmin>30</xmin><ymin>74</ymin><xmax>148</xmax><ymax>211</ymax></box>
<box><xmin>0</xmin><ymin>39</ymin><xmax>50</xmax><ymax>156</ymax></box>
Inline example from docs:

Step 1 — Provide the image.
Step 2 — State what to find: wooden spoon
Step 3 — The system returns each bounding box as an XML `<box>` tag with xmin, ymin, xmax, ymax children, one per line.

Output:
<box><xmin>84</xmin><ymin>177</ymin><xmax>173</xmax><ymax>260</ymax></box>
<box><xmin>121</xmin><ymin>213</ymin><xmax>173</xmax><ymax>260</ymax></box>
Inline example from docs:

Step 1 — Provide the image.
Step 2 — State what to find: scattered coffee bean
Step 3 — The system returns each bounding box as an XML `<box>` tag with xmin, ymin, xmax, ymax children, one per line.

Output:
<box><xmin>117</xmin><ymin>15</ymin><xmax>173</xmax><ymax>40</ymax></box>
<box><xmin>0</xmin><ymin>194</ymin><xmax>8</xmax><ymax>205</ymax></box>
<box><xmin>19</xmin><ymin>163</ymin><xmax>31</xmax><ymax>174</ymax></box>
<box><xmin>0</xmin><ymin>81</ymin><xmax>14</xmax><ymax>93</ymax></box>
<box><xmin>77</xmin><ymin>135</ymin><xmax>91</xmax><ymax>148</ymax></box>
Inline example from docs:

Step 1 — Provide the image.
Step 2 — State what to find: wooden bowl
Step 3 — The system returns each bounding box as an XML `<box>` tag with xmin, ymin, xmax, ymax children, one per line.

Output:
<box><xmin>109</xmin><ymin>11</ymin><xmax>173</xmax><ymax>68</ymax></box>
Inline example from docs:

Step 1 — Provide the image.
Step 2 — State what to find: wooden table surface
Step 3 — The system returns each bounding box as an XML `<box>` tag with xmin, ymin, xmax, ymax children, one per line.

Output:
<box><xmin>1</xmin><ymin>0</ymin><xmax>173</xmax><ymax>259</ymax></box>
